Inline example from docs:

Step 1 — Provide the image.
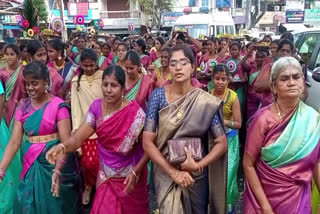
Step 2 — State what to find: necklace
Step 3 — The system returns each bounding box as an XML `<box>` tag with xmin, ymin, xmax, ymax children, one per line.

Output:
<box><xmin>54</xmin><ymin>60</ymin><xmax>65</xmax><ymax>70</ymax></box>
<box><xmin>275</xmin><ymin>102</ymin><xmax>282</xmax><ymax>120</ymax></box>
<box><xmin>169</xmin><ymin>84</ymin><xmax>193</xmax><ymax>120</ymax></box>
<box><xmin>103</xmin><ymin>98</ymin><xmax>124</xmax><ymax>116</ymax></box>
<box><xmin>212</xmin><ymin>89</ymin><xmax>227</xmax><ymax>102</ymax></box>
<box><xmin>85</xmin><ymin>74</ymin><xmax>95</xmax><ymax>87</ymax></box>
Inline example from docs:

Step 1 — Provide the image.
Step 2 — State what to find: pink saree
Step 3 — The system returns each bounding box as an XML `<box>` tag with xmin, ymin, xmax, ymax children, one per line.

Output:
<box><xmin>88</xmin><ymin>99</ymin><xmax>149</xmax><ymax>214</ymax></box>
<box><xmin>244</xmin><ymin>103</ymin><xmax>320</xmax><ymax>213</ymax></box>
<box><xmin>48</xmin><ymin>67</ymin><xmax>63</xmax><ymax>98</ymax></box>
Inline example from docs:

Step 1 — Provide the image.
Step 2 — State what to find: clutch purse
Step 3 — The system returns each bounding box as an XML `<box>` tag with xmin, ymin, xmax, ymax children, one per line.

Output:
<box><xmin>168</xmin><ymin>138</ymin><xmax>202</xmax><ymax>165</ymax></box>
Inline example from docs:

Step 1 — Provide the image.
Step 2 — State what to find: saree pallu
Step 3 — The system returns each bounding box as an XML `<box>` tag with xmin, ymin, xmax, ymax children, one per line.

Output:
<box><xmin>48</xmin><ymin>67</ymin><xmax>63</xmax><ymax>98</ymax></box>
<box><xmin>124</xmin><ymin>75</ymin><xmax>153</xmax><ymax>111</ymax></box>
<box><xmin>226</xmin><ymin>130</ymin><xmax>239</xmax><ymax>209</ymax></box>
<box><xmin>14</xmin><ymin>97</ymin><xmax>79</xmax><ymax>214</ymax></box>
<box><xmin>91</xmin><ymin>101</ymin><xmax>148</xmax><ymax>214</ymax></box>
<box><xmin>244</xmin><ymin>102</ymin><xmax>320</xmax><ymax>214</ymax></box>
<box><xmin>247</xmin><ymin>67</ymin><xmax>262</xmax><ymax>122</ymax></box>
<box><xmin>97</xmin><ymin>56</ymin><xmax>111</xmax><ymax>72</ymax></box>
<box><xmin>155</xmin><ymin>88</ymin><xmax>227</xmax><ymax>214</ymax></box>
<box><xmin>4</xmin><ymin>65</ymin><xmax>26</xmax><ymax>127</ymax></box>
<box><xmin>0</xmin><ymin>118</ymin><xmax>21</xmax><ymax>214</ymax></box>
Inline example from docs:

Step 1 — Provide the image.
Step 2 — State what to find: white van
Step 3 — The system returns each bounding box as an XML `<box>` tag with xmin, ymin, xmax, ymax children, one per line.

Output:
<box><xmin>173</xmin><ymin>12</ymin><xmax>236</xmax><ymax>39</ymax></box>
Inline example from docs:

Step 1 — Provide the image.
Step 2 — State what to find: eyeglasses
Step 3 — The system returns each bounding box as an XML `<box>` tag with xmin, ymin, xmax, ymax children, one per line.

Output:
<box><xmin>169</xmin><ymin>58</ymin><xmax>191</xmax><ymax>67</ymax></box>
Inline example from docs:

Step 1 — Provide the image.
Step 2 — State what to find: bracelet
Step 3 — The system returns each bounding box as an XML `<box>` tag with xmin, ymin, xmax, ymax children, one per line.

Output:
<box><xmin>52</xmin><ymin>169</ymin><xmax>61</xmax><ymax>176</ymax></box>
<box><xmin>230</xmin><ymin>121</ymin><xmax>234</xmax><ymax>129</ymax></box>
<box><xmin>131</xmin><ymin>170</ymin><xmax>138</xmax><ymax>179</ymax></box>
<box><xmin>0</xmin><ymin>168</ymin><xmax>5</xmax><ymax>179</ymax></box>
<box><xmin>59</xmin><ymin>144</ymin><xmax>67</xmax><ymax>154</ymax></box>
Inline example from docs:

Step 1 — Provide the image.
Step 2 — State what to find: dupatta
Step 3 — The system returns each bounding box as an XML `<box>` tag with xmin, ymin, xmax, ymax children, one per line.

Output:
<box><xmin>5</xmin><ymin>65</ymin><xmax>21</xmax><ymax>101</ymax></box>
<box><xmin>155</xmin><ymin>88</ymin><xmax>227</xmax><ymax>214</ymax></box>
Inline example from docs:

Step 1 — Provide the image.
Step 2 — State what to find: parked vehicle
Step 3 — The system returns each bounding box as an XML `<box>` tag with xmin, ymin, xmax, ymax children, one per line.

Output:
<box><xmin>172</xmin><ymin>12</ymin><xmax>235</xmax><ymax>39</ymax></box>
<box><xmin>293</xmin><ymin>29</ymin><xmax>320</xmax><ymax>110</ymax></box>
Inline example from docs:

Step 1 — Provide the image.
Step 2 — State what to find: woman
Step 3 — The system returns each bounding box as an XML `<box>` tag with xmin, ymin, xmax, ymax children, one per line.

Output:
<box><xmin>0</xmin><ymin>44</ymin><xmax>25</xmax><ymax>128</ymax></box>
<box><xmin>47</xmin><ymin>38</ymin><xmax>78</xmax><ymax>101</ymax></box>
<box><xmin>102</xmin><ymin>42</ymin><xmax>113</xmax><ymax>61</ymax></box>
<box><xmin>114</xmin><ymin>43</ymin><xmax>128</xmax><ymax>71</ymax></box>
<box><xmin>270</xmin><ymin>40</ymin><xmax>279</xmax><ymax>58</ymax></box>
<box><xmin>152</xmin><ymin>48</ymin><xmax>172</xmax><ymax>88</ymax></box>
<box><xmin>92</xmin><ymin>42</ymin><xmax>112</xmax><ymax>71</ymax></box>
<box><xmin>243</xmin><ymin>56</ymin><xmax>320</xmax><ymax>213</ymax></box>
<box><xmin>211</xmin><ymin>64</ymin><xmax>242</xmax><ymax>213</ymax></box>
<box><xmin>148</xmin><ymin>37</ymin><xmax>165</xmax><ymax>65</ymax></box>
<box><xmin>0</xmin><ymin>61</ymin><xmax>79</xmax><ymax>213</ymax></box>
<box><xmin>71</xmin><ymin>48</ymin><xmax>103</xmax><ymax>205</ymax></box>
<box><xmin>0</xmin><ymin>80</ymin><xmax>21</xmax><ymax>213</ymax></box>
<box><xmin>27</xmin><ymin>40</ymin><xmax>63</xmax><ymax>98</ymax></box>
<box><xmin>134</xmin><ymin>38</ymin><xmax>149</xmax><ymax>69</ymax></box>
<box><xmin>124</xmin><ymin>50</ymin><xmax>153</xmax><ymax>111</ymax></box>
<box><xmin>73</xmin><ymin>36</ymin><xmax>86</xmax><ymax>64</ymax></box>
<box><xmin>111</xmin><ymin>36</ymin><xmax>122</xmax><ymax>58</ymax></box>
<box><xmin>143</xmin><ymin>44</ymin><xmax>228</xmax><ymax>214</ymax></box>
<box><xmin>46</xmin><ymin>65</ymin><xmax>149</xmax><ymax>213</ymax></box>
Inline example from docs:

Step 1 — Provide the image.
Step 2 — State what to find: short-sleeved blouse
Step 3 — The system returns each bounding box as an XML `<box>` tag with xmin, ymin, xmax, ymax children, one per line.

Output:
<box><xmin>15</xmin><ymin>97</ymin><xmax>69</xmax><ymax>135</ymax></box>
<box><xmin>85</xmin><ymin>99</ymin><xmax>106</xmax><ymax>130</ymax></box>
<box><xmin>145</xmin><ymin>87</ymin><xmax>225</xmax><ymax>138</ymax></box>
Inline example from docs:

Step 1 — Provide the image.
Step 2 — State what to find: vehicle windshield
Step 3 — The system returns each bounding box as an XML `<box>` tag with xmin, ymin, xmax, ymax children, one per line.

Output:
<box><xmin>174</xmin><ymin>24</ymin><xmax>208</xmax><ymax>39</ymax></box>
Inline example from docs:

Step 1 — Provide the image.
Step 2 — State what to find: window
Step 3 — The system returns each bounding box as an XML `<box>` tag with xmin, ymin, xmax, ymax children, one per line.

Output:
<box><xmin>216</xmin><ymin>25</ymin><xmax>224</xmax><ymax>35</ymax></box>
<box><xmin>174</xmin><ymin>24</ymin><xmax>208</xmax><ymax>39</ymax></box>
<box><xmin>210</xmin><ymin>25</ymin><xmax>215</xmax><ymax>36</ymax></box>
<box><xmin>298</xmin><ymin>33</ymin><xmax>320</xmax><ymax>66</ymax></box>
<box><xmin>315</xmin><ymin>50</ymin><xmax>320</xmax><ymax>69</ymax></box>
<box><xmin>225</xmin><ymin>25</ymin><xmax>234</xmax><ymax>35</ymax></box>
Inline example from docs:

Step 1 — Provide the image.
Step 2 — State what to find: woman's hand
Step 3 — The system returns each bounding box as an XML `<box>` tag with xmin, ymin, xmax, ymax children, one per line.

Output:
<box><xmin>51</xmin><ymin>171</ymin><xmax>61</xmax><ymax>197</ymax></box>
<box><xmin>46</xmin><ymin>144</ymin><xmax>66</xmax><ymax>164</ymax></box>
<box><xmin>171</xmin><ymin>170</ymin><xmax>195</xmax><ymax>187</ymax></box>
<box><xmin>181</xmin><ymin>147</ymin><xmax>200</xmax><ymax>172</ymax></box>
<box><xmin>123</xmin><ymin>171</ymin><xmax>139</xmax><ymax>194</ymax></box>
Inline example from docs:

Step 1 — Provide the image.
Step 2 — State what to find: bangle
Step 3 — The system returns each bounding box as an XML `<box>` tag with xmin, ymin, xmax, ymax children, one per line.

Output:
<box><xmin>230</xmin><ymin>121</ymin><xmax>234</xmax><ymax>129</ymax></box>
<box><xmin>59</xmin><ymin>144</ymin><xmax>67</xmax><ymax>154</ymax></box>
<box><xmin>52</xmin><ymin>169</ymin><xmax>61</xmax><ymax>176</ymax></box>
<box><xmin>131</xmin><ymin>170</ymin><xmax>138</xmax><ymax>179</ymax></box>
<box><xmin>0</xmin><ymin>168</ymin><xmax>5</xmax><ymax>179</ymax></box>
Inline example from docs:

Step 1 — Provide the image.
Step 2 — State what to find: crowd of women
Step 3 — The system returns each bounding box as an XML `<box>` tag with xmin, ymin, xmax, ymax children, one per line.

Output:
<box><xmin>0</xmin><ymin>30</ymin><xmax>319</xmax><ymax>214</ymax></box>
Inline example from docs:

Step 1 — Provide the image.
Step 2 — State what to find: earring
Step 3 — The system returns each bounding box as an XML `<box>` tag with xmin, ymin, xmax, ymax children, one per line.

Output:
<box><xmin>58</xmin><ymin>55</ymin><xmax>62</xmax><ymax>61</ymax></box>
<box><xmin>45</xmin><ymin>85</ymin><xmax>49</xmax><ymax>92</ymax></box>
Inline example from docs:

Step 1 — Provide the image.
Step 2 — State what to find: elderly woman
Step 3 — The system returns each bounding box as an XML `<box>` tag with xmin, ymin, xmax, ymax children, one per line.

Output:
<box><xmin>243</xmin><ymin>56</ymin><xmax>320</xmax><ymax>213</ymax></box>
<box><xmin>143</xmin><ymin>44</ymin><xmax>228</xmax><ymax>214</ymax></box>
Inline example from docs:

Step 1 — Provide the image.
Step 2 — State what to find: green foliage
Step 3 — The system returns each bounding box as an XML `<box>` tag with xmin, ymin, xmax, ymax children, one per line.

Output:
<box><xmin>23</xmin><ymin>0</ymin><xmax>48</xmax><ymax>28</ymax></box>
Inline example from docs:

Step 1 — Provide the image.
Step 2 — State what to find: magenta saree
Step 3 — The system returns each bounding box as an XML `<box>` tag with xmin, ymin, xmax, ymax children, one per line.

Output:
<box><xmin>244</xmin><ymin>102</ymin><xmax>320</xmax><ymax>213</ymax></box>
<box><xmin>86</xmin><ymin>99</ymin><xmax>149</xmax><ymax>214</ymax></box>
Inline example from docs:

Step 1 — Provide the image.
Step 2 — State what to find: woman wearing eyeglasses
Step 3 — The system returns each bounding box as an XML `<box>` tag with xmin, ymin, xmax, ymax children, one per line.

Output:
<box><xmin>143</xmin><ymin>44</ymin><xmax>228</xmax><ymax>214</ymax></box>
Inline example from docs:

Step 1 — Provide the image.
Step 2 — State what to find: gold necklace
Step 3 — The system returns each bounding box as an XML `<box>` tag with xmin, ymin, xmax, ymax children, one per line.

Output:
<box><xmin>85</xmin><ymin>74</ymin><xmax>95</xmax><ymax>87</ymax></box>
<box><xmin>54</xmin><ymin>60</ymin><xmax>65</xmax><ymax>70</ymax></box>
<box><xmin>169</xmin><ymin>84</ymin><xmax>193</xmax><ymax>120</ymax></box>
<box><xmin>275</xmin><ymin>102</ymin><xmax>282</xmax><ymax>120</ymax></box>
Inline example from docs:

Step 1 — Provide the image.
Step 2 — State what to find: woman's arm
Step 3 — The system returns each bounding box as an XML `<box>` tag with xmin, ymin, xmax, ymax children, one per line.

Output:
<box><xmin>46</xmin><ymin>122</ymin><xmax>94</xmax><ymax>164</ymax></box>
<box><xmin>185</xmin><ymin>32</ymin><xmax>202</xmax><ymax>53</ymax></box>
<box><xmin>224</xmin><ymin>97</ymin><xmax>242</xmax><ymax>129</ymax></box>
<box><xmin>243</xmin><ymin>153</ymin><xmax>274</xmax><ymax>213</ymax></box>
<box><xmin>0</xmin><ymin>121</ymin><xmax>24</xmax><ymax>172</ymax></box>
<box><xmin>254</xmin><ymin>64</ymin><xmax>272</xmax><ymax>92</ymax></box>
<box><xmin>313</xmin><ymin>160</ymin><xmax>320</xmax><ymax>192</ymax></box>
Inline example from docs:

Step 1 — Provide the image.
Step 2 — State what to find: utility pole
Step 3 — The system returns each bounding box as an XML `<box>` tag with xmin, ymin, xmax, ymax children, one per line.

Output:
<box><xmin>57</xmin><ymin>0</ymin><xmax>67</xmax><ymax>41</ymax></box>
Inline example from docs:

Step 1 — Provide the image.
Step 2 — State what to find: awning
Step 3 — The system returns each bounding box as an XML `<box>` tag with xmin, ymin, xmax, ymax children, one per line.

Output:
<box><xmin>3</xmin><ymin>25</ymin><xmax>20</xmax><ymax>30</ymax></box>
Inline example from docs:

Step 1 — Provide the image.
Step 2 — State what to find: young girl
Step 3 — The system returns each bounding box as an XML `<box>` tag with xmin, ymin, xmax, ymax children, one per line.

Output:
<box><xmin>0</xmin><ymin>61</ymin><xmax>79</xmax><ymax>213</ymax></box>
<box><xmin>148</xmin><ymin>37</ymin><xmax>165</xmax><ymax>65</ymax></box>
<box><xmin>0</xmin><ymin>44</ymin><xmax>25</xmax><ymax>127</ymax></box>
<box><xmin>113</xmin><ymin>43</ymin><xmax>129</xmax><ymax>70</ymax></box>
<box><xmin>27</xmin><ymin>40</ymin><xmax>63</xmax><ymax>98</ymax></box>
<box><xmin>92</xmin><ymin>42</ymin><xmax>112</xmax><ymax>71</ymax></box>
<box><xmin>211</xmin><ymin>64</ymin><xmax>241</xmax><ymax>214</ymax></box>
<box><xmin>71</xmin><ymin>48</ymin><xmax>103</xmax><ymax>205</ymax></box>
<box><xmin>124</xmin><ymin>50</ymin><xmax>153</xmax><ymax>111</ymax></box>
<box><xmin>47</xmin><ymin>38</ymin><xmax>78</xmax><ymax>102</ymax></box>
<box><xmin>102</xmin><ymin>42</ymin><xmax>113</xmax><ymax>61</ymax></box>
<box><xmin>73</xmin><ymin>36</ymin><xmax>86</xmax><ymax>64</ymax></box>
<box><xmin>134</xmin><ymin>38</ymin><xmax>150</xmax><ymax>69</ymax></box>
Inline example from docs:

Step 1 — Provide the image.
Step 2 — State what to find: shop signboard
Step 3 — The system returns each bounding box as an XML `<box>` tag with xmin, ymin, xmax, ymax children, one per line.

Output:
<box><xmin>286</xmin><ymin>10</ymin><xmax>305</xmax><ymax>23</ymax></box>
<box><xmin>305</xmin><ymin>9</ymin><xmax>320</xmax><ymax>24</ymax></box>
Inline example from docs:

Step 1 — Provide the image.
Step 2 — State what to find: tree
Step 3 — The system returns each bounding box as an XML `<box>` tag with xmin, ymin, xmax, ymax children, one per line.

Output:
<box><xmin>131</xmin><ymin>0</ymin><xmax>174</xmax><ymax>30</ymax></box>
<box><xmin>247</xmin><ymin>0</ymin><xmax>268</xmax><ymax>29</ymax></box>
<box><xmin>23</xmin><ymin>0</ymin><xmax>48</xmax><ymax>28</ymax></box>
